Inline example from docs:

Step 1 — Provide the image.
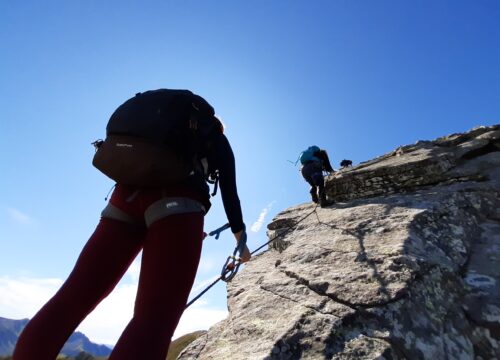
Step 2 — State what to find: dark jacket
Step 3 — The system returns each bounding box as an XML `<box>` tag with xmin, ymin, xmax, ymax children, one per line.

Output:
<box><xmin>209</xmin><ymin>134</ymin><xmax>244</xmax><ymax>233</ymax></box>
<box><xmin>176</xmin><ymin>127</ymin><xmax>244</xmax><ymax>234</ymax></box>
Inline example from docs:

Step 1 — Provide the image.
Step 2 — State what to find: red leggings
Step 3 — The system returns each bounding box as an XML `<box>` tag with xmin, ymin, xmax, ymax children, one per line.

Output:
<box><xmin>13</xmin><ymin>186</ymin><xmax>205</xmax><ymax>360</ymax></box>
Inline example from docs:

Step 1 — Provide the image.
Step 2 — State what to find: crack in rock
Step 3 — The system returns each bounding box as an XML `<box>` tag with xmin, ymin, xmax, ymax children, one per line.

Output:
<box><xmin>259</xmin><ymin>284</ymin><xmax>334</xmax><ymax>316</ymax></box>
<box><xmin>281</xmin><ymin>269</ymin><xmax>408</xmax><ymax>310</ymax></box>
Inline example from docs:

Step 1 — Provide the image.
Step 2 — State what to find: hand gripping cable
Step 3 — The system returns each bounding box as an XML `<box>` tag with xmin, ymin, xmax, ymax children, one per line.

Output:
<box><xmin>185</xmin><ymin>205</ymin><xmax>318</xmax><ymax>309</ymax></box>
<box><xmin>220</xmin><ymin>227</ymin><xmax>247</xmax><ymax>282</ymax></box>
<box><xmin>185</xmin><ymin>223</ymin><xmax>246</xmax><ymax>308</ymax></box>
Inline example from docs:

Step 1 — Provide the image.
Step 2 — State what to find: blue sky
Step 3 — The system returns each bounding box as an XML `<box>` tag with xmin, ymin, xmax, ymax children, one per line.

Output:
<box><xmin>1</xmin><ymin>0</ymin><xmax>499</xmax><ymax>345</ymax></box>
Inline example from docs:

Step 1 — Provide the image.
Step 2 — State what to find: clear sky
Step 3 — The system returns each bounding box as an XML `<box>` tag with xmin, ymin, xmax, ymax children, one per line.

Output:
<box><xmin>1</xmin><ymin>0</ymin><xmax>499</xmax><ymax>346</ymax></box>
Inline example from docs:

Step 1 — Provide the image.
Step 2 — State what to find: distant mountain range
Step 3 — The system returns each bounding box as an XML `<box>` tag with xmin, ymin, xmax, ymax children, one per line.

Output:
<box><xmin>0</xmin><ymin>317</ymin><xmax>112</xmax><ymax>357</ymax></box>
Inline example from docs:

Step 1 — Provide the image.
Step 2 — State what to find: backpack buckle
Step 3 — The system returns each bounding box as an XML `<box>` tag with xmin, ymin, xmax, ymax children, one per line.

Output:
<box><xmin>91</xmin><ymin>139</ymin><xmax>104</xmax><ymax>151</ymax></box>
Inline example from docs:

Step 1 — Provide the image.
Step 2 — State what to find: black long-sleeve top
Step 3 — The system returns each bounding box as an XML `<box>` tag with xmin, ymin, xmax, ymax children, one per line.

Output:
<box><xmin>210</xmin><ymin>134</ymin><xmax>245</xmax><ymax>233</ymax></box>
<box><xmin>184</xmin><ymin>132</ymin><xmax>244</xmax><ymax>234</ymax></box>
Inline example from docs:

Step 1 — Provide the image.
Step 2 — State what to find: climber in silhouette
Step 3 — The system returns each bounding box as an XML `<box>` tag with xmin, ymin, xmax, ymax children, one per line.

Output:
<box><xmin>13</xmin><ymin>89</ymin><xmax>251</xmax><ymax>360</ymax></box>
<box><xmin>299</xmin><ymin>146</ymin><xmax>334</xmax><ymax>207</ymax></box>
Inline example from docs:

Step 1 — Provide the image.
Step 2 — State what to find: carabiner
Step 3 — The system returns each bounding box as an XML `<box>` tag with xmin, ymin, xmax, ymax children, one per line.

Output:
<box><xmin>220</xmin><ymin>228</ymin><xmax>247</xmax><ymax>282</ymax></box>
<box><xmin>221</xmin><ymin>255</ymin><xmax>241</xmax><ymax>282</ymax></box>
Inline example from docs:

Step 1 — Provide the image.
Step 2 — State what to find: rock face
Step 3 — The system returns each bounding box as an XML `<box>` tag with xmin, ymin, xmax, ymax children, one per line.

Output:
<box><xmin>179</xmin><ymin>125</ymin><xmax>500</xmax><ymax>360</ymax></box>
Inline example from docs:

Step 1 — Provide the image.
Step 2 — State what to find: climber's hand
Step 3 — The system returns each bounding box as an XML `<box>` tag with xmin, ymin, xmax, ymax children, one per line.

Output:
<box><xmin>234</xmin><ymin>230</ymin><xmax>251</xmax><ymax>263</ymax></box>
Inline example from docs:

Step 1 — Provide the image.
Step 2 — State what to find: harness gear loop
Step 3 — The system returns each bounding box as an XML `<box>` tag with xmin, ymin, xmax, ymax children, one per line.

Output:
<box><xmin>211</xmin><ymin>174</ymin><xmax>219</xmax><ymax>196</ymax></box>
<box><xmin>207</xmin><ymin>170</ymin><xmax>220</xmax><ymax>197</ymax></box>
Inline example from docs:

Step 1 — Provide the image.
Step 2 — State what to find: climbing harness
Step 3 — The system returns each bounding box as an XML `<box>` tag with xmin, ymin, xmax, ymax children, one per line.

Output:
<box><xmin>144</xmin><ymin>197</ymin><xmax>206</xmax><ymax>227</ymax></box>
<box><xmin>185</xmin><ymin>204</ymin><xmax>319</xmax><ymax>309</ymax></box>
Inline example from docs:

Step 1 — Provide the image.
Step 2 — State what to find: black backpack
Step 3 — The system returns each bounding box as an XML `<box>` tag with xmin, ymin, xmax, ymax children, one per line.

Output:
<box><xmin>92</xmin><ymin>89</ymin><xmax>220</xmax><ymax>186</ymax></box>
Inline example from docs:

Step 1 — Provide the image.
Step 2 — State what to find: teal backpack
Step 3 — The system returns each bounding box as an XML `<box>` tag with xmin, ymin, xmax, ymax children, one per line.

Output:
<box><xmin>299</xmin><ymin>146</ymin><xmax>321</xmax><ymax>165</ymax></box>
